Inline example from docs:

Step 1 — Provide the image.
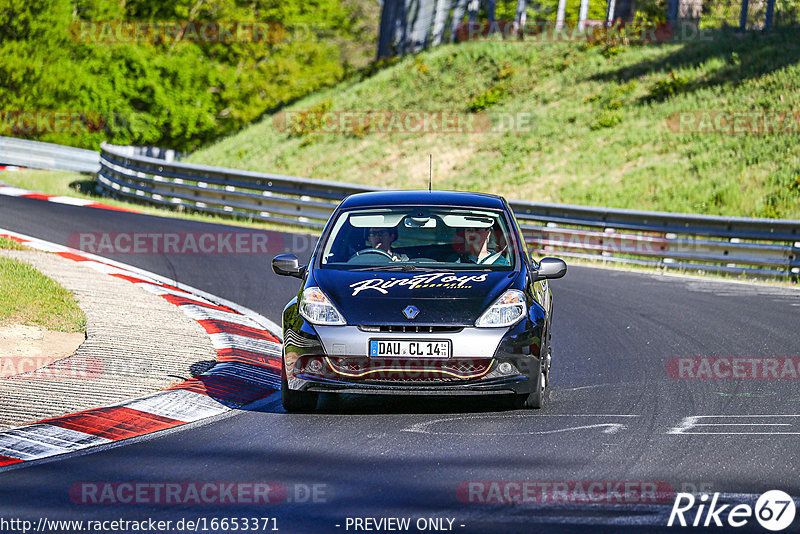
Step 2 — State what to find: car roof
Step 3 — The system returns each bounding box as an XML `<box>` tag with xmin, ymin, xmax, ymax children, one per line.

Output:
<box><xmin>339</xmin><ymin>190</ymin><xmax>507</xmax><ymax>210</ymax></box>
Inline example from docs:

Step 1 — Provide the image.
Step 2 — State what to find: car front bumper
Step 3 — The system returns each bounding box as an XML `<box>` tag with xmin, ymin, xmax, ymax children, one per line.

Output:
<box><xmin>283</xmin><ymin>321</ymin><xmax>545</xmax><ymax>396</ymax></box>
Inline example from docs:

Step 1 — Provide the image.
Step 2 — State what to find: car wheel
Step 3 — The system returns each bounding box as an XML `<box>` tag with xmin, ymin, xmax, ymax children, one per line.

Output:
<box><xmin>281</xmin><ymin>364</ymin><xmax>318</xmax><ymax>413</ymax></box>
<box><xmin>516</xmin><ymin>351</ymin><xmax>547</xmax><ymax>409</ymax></box>
<box><xmin>543</xmin><ymin>342</ymin><xmax>552</xmax><ymax>388</ymax></box>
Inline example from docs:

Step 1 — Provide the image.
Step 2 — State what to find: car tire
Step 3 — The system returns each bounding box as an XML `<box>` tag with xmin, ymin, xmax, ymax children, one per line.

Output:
<box><xmin>281</xmin><ymin>364</ymin><xmax>318</xmax><ymax>413</ymax></box>
<box><xmin>516</xmin><ymin>348</ymin><xmax>549</xmax><ymax>409</ymax></box>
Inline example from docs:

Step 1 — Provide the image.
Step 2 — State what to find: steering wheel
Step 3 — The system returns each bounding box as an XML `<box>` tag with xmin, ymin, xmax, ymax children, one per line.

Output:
<box><xmin>349</xmin><ymin>248</ymin><xmax>395</xmax><ymax>261</ymax></box>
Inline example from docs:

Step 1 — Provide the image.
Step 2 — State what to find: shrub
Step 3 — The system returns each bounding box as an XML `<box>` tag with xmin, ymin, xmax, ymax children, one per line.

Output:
<box><xmin>590</xmin><ymin>109</ymin><xmax>623</xmax><ymax>129</ymax></box>
<box><xmin>467</xmin><ymin>87</ymin><xmax>505</xmax><ymax>112</ymax></box>
<box><xmin>649</xmin><ymin>71</ymin><xmax>689</xmax><ymax>100</ymax></box>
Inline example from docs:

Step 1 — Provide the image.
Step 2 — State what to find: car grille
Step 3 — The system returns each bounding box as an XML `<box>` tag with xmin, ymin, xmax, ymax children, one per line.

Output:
<box><xmin>358</xmin><ymin>325</ymin><xmax>463</xmax><ymax>333</ymax></box>
<box><xmin>325</xmin><ymin>357</ymin><xmax>491</xmax><ymax>381</ymax></box>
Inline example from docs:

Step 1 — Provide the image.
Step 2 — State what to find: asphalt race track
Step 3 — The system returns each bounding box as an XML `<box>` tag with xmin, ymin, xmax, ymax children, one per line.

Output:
<box><xmin>1</xmin><ymin>194</ymin><xmax>799</xmax><ymax>533</ymax></box>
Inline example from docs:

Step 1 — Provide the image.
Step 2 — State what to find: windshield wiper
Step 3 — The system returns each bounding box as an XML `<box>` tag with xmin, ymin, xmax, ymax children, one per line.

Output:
<box><xmin>350</xmin><ymin>264</ymin><xmax>436</xmax><ymax>272</ymax></box>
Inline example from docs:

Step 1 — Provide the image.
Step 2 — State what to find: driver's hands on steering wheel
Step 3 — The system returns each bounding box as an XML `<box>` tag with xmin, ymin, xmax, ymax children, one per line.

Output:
<box><xmin>356</xmin><ymin>248</ymin><xmax>394</xmax><ymax>258</ymax></box>
<box><xmin>348</xmin><ymin>248</ymin><xmax>397</xmax><ymax>262</ymax></box>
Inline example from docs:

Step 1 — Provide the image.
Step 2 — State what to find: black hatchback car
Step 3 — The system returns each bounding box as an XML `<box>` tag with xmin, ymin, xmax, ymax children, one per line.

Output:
<box><xmin>272</xmin><ymin>190</ymin><xmax>566</xmax><ymax>412</ymax></box>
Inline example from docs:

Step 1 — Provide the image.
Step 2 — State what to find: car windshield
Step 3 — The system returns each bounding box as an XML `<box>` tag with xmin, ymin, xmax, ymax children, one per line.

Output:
<box><xmin>319</xmin><ymin>206</ymin><xmax>516</xmax><ymax>270</ymax></box>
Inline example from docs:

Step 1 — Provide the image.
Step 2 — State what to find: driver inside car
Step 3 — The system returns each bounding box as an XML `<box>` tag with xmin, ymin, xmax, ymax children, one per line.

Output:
<box><xmin>366</xmin><ymin>227</ymin><xmax>409</xmax><ymax>261</ymax></box>
<box><xmin>458</xmin><ymin>226</ymin><xmax>509</xmax><ymax>265</ymax></box>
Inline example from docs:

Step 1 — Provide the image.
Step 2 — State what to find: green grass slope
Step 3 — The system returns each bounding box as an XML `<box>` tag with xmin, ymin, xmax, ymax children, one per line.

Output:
<box><xmin>190</xmin><ymin>29</ymin><xmax>800</xmax><ymax>219</ymax></box>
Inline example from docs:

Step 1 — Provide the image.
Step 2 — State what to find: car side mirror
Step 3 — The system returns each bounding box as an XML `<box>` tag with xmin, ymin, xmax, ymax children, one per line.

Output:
<box><xmin>534</xmin><ymin>257</ymin><xmax>567</xmax><ymax>280</ymax></box>
<box><xmin>272</xmin><ymin>254</ymin><xmax>305</xmax><ymax>279</ymax></box>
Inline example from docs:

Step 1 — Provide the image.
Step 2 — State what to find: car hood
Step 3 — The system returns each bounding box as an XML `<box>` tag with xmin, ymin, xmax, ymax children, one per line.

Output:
<box><xmin>313</xmin><ymin>269</ymin><xmax>518</xmax><ymax>326</ymax></box>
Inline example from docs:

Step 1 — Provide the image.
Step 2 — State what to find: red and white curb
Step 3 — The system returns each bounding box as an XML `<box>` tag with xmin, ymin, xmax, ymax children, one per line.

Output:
<box><xmin>0</xmin><ymin>229</ymin><xmax>283</xmax><ymax>469</ymax></box>
<box><xmin>0</xmin><ymin>184</ymin><xmax>138</xmax><ymax>213</ymax></box>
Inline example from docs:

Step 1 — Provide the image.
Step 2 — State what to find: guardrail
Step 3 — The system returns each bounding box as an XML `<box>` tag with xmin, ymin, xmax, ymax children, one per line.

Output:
<box><xmin>98</xmin><ymin>142</ymin><xmax>372</xmax><ymax>229</ymax></box>
<box><xmin>513</xmin><ymin>204</ymin><xmax>800</xmax><ymax>278</ymax></box>
<box><xmin>2</xmin><ymin>137</ymin><xmax>794</xmax><ymax>278</ymax></box>
<box><xmin>0</xmin><ymin>136</ymin><xmax>100</xmax><ymax>174</ymax></box>
<box><xmin>98</xmin><ymin>142</ymin><xmax>800</xmax><ymax>279</ymax></box>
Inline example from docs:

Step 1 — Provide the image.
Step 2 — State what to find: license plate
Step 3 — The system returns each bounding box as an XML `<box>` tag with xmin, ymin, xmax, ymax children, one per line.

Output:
<box><xmin>369</xmin><ymin>339</ymin><xmax>451</xmax><ymax>359</ymax></box>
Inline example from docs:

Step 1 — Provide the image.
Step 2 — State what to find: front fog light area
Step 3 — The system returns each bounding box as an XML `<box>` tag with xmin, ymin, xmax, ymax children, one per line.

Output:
<box><xmin>498</xmin><ymin>362</ymin><xmax>515</xmax><ymax>375</ymax></box>
<box><xmin>295</xmin><ymin>357</ymin><xmax>326</xmax><ymax>376</ymax></box>
<box><xmin>476</xmin><ymin>289</ymin><xmax>526</xmax><ymax>328</ymax></box>
<box><xmin>485</xmin><ymin>360</ymin><xmax>520</xmax><ymax>380</ymax></box>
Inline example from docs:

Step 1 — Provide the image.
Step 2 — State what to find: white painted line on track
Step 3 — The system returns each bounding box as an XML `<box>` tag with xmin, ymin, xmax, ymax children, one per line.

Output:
<box><xmin>15</xmin><ymin>239</ymin><xmax>67</xmax><ymax>253</ymax></box>
<box><xmin>178</xmin><ymin>304</ymin><xmax>265</xmax><ymax>329</ymax></box>
<box><xmin>536</xmin><ymin>414</ymin><xmax>641</xmax><ymax>417</ymax></box>
<box><xmin>0</xmin><ymin>425</ymin><xmax>112</xmax><ymax>459</ymax></box>
<box><xmin>562</xmin><ymin>383</ymin><xmax>614</xmax><ymax>391</ymax></box>
<box><xmin>0</xmin><ymin>425</ymin><xmax>112</xmax><ymax>450</ymax></box>
<box><xmin>47</xmin><ymin>196</ymin><xmax>94</xmax><ymax>206</ymax></box>
<box><xmin>403</xmin><ymin>413</ymin><xmax>639</xmax><ymax>435</ymax></box>
<box><xmin>120</xmin><ymin>390</ymin><xmax>230</xmax><ymax>422</ymax></box>
<box><xmin>81</xmin><ymin>261</ymin><xmax>145</xmax><ymax>276</ymax></box>
<box><xmin>0</xmin><ymin>186</ymin><xmax>33</xmax><ymax>196</ymax></box>
<box><xmin>136</xmin><ymin>283</ymin><xmax>216</xmax><ymax>303</ymax></box>
<box><xmin>208</xmin><ymin>332</ymin><xmax>282</xmax><ymax>355</ymax></box>
<box><xmin>668</xmin><ymin>415</ymin><xmax>800</xmax><ymax>435</ymax></box>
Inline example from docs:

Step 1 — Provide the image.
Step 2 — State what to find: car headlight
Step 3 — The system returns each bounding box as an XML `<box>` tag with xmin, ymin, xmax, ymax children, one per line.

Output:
<box><xmin>475</xmin><ymin>289</ymin><xmax>526</xmax><ymax>328</ymax></box>
<box><xmin>299</xmin><ymin>287</ymin><xmax>346</xmax><ymax>326</ymax></box>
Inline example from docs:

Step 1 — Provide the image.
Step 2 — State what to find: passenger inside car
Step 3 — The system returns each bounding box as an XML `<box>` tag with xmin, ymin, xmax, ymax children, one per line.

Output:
<box><xmin>456</xmin><ymin>225</ymin><xmax>509</xmax><ymax>265</ymax></box>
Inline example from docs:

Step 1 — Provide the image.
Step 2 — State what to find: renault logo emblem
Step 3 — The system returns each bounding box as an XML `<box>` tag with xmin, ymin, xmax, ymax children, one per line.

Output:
<box><xmin>403</xmin><ymin>305</ymin><xmax>419</xmax><ymax>319</ymax></box>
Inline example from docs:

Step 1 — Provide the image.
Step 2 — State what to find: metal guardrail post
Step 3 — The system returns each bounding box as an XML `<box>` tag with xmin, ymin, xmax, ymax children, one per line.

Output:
<box><xmin>516</xmin><ymin>0</ymin><xmax>528</xmax><ymax>27</ymax></box>
<box><xmin>557</xmin><ymin>0</ymin><xmax>568</xmax><ymax>29</ymax></box>
<box><xmin>578</xmin><ymin>0</ymin><xmax>590</xmax><ymax>30</ymax></box>
<box><xmin>790</xmin><ymin>241</ymin><xmax>800</xmax><ymax>281</ymax></box>
<box><xmin>606</xmin><ymin>0</ymin><xmax>617</xmax><ymax>25</ymax></box>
